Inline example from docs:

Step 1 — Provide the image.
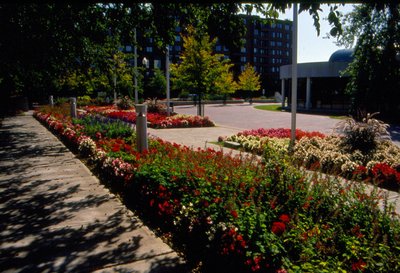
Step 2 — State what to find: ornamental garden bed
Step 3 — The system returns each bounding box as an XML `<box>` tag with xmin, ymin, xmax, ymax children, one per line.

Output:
<box><xmin>34</xmin><ymin>106</ymin><xmax>400</xmax><ymax>273</ymax></box>
<box><xmin>84</xmin><ymin>105</ymin><xmax>214</xmax><ymax>129</ymax></box>
<box><xmin>218</xmin><ymin>125</ymin><xmax>400</xmax><ymax>192</ymax></box>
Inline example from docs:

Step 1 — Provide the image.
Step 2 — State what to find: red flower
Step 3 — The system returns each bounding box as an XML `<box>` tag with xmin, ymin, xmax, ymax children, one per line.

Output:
<box><xmin>231</xmin><ymin>210</ymin><xmax>238</xmax><ymax>218</ymax></box>
<box><xmin>271</xmin><ymin>222</ymin><xmax>286</xmax><ymax>235</ymax></box>
<box><xmin>112</xmin><ymin>143</ymin><xmax>120</xmax><ymax>152</ymax></box>
<box><xmin>279</xmin><ymin>214</ymin><xmax>290</xmax><ymax>224</ymax></box>
<box><xmin>351</xmin><ymin>259</ymin><xmax>366</xmax><ymax>271</ymax></box>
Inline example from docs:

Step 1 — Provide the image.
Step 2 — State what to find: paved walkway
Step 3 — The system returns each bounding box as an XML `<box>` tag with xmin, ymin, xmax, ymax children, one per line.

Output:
<box><xmin>0</xmin><ymin>113</ymin><xmax>185</xmax><ymax>273</ymax></box>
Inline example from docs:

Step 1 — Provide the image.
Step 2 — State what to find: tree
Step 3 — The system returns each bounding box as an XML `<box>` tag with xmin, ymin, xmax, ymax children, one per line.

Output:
<box><xmin>238</xmin><ymin>63</ymin><xmax>261</xmax><ymax>104</ymax></box>
<box><xmin>170</xmin><ymin>26</ymin><xmax>237</xmax><ymax>116</ymax></box>
<box><xmin>335</xmin><ymin>4</ymin><xmax>400</xmax><ymax>121</ymax></box>
<box><xmin>0</xmin><ymin>2</ymin><xmax>345</xmax><ymax>115</ymax></box>
<box><xmin>147</xmin><ymin>68</ymin><xmax>167</xmax><ymax>99</ymax></box>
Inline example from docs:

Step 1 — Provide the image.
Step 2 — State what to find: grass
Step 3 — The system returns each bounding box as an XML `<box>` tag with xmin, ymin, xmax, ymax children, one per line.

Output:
<box><xmin>329</xmin><ymin>115</ymin><xmax>348</xmax><ymax>120</ymax></box>
<box><xmin>254</xmin><ymin>104</ymin><xmax>282</xmax><ymax>112</ymax></box>
<box><xmin>255</xmin><ymin>104</ymin><xmax>349</xmax><ymax>120</ymax></box>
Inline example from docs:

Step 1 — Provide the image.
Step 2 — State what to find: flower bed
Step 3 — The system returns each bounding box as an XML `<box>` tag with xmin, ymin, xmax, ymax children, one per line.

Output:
<box><xmin>85</xmin><ymin>105</ymin><xmax>215</xmax><ymax>129</ymax></box>
<box><xmin>218</xmin><ymin>128</ymin><xmax>325</xmax><ymax>155</ymax></box>
<box><xmin>34</xmin><ymin>110</ymin><xmax>400</xmax><ymax>273</ymax></box>
<box><xmin>219</xmin><ymin>128</ymin><xmax>400</xmax><ymax>191</ymax></box>
<box><xmin>293</xmin><ymin>136</ymin><xmax>400</xmax><ymax>190</ymax></box>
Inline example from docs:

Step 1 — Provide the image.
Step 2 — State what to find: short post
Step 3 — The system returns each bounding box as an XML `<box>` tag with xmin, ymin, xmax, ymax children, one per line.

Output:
<box><xmin>49</xmin><ymin>95</ymin><xmax>54</xmax><ymax>107</ymax></box>
<box><xmin>70</xmin><ymin>97</ymin><xmax>77</xmax><ymax>118</ymax></box>
<box><xmin>135</xmin><ymin>104</ymin><xmax>148</xmax><ymax>152</ymax></box>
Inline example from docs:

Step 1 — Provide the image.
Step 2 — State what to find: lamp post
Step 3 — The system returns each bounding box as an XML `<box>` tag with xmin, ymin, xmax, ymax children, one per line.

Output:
<box><xmin>166</xmin><ymin>46</ymin><xmax>171</xmax><ymax>116</ymax></box>
<box><xmin>142</xmin><ymin>57</ymin><xmax>149</xmax><ymax>72</ymax></box>
<box><xmin>134</xmin><ymin>27</ymin><xmax>138</xmax><ymax>104</ymax></box>
<box><xmin>289</xmin><ymin>3</ymin><xmax>298</xmax><ymax>151</ymax></box>
<box><xmin>142</xmin><ymin>57</ymin><xmax>149</xmax><ymax>102</ymax></box>
<box><xmin>113</xmin><ymin>72</ymin><xmax>117</xmax><ymax>104</ymax></box>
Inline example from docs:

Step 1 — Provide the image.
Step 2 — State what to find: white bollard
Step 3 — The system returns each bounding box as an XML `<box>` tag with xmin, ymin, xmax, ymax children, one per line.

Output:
<box><xmin>135</xmin><ymin>104</ymin><xmax>148</xmax><ymax>152</ymax></box>
<box><xmin>49</xmin><ymin>95</ymin><xmax>54</xmax><ymax>107</ymax></box>
<box><xmin>70</xmin><ymin>97</ymin><xmax>77</xmax><ymax>118</ymax></box>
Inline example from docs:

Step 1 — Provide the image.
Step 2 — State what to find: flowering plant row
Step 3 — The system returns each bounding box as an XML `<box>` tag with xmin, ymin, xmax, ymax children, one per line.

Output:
<box><xmin>34</xmin><ymin>109</ymin><xmax>400</xmax><ymax>273</ymax></box>
<box><xmin>85</xmin><ymin>105</ymin><xmax>215</xmax><ymax>129</ymax></box>
<box><xmin>293</xmin><ymin>136</ymin><xmax>400</xmax><ymax>190</ymax></box>
<box><xmin>233</xmin><ymin>128</ymin><xmax>325</xmax><ymax>140</ymax></box>
<box><xmin>220</xmin><ymin>128</ymin><xmax>400</xmax><ymax>190</ymax></box>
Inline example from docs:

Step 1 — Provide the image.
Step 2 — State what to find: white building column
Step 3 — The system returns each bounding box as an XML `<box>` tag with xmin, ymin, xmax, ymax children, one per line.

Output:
<box><xmin>281</xmin><ymin>79</ymin><xmax>285</xmax><ymax>108</ymax></box>
<box><xmin>306</xmin><ymin>77</ymin><xmax>311</xmax><ymax>110</ymax></box>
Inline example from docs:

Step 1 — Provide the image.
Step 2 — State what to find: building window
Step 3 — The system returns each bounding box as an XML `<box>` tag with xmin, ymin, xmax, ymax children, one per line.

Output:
<box><xmin>254</xmin><ymin>57</ymin><xmax>257</xmax><ymax>63</ymax></box>
<box><xmin>254</xmin><ymin>48</ymin><xmax>257</xmax><ymax>53</ymax></box>
<box><xmin>286</xmin><ymin>51</ymin><xmax>290</xmax><ymax>56</ymax></box>
<box><xmin>254</xmin><ymin>29</ymin><xmax>259</xmax><ymax>35</ymax></box>
<box><xmin>175</xmin><ymin>35</ymin><xmax>181</xmax><ymax>42</ymax></box>
<box><xmin>270</xmin><ymin>41</ymin><xmax>276</xmax><ymax>47</ymax></box>
<box><xmin>175</xmin><ymin>45</ymin><xmax>181</xmax><ymax>51</ymax></box>
<box><xmin>272</xmin><ymin>32</ymin><xmax>276</xmax><ymax>38</ymax></box>
<box><xmin>277</xmin><ymin>42</ymin><xmax>282</xmax><ymax>47</ymax></box>
<box><xmin>241</xmin><ymin>65</ymin><xmax>245</xmax><ymax>71</ymax></box>
<box><xmin>224</xmin><ymin>46</ymin><xmax>229</xmax><ymax>52</ymax></box>
<box><xmin>241</xmin><ymin>47</ymin><xmax>246</xmax><ymax>53</ymax></box>
<box><xmin>147</xmin><ymin>38</ymin><xmax>153</xmax><ymax>43</ymax></box>
<box><xmin>285</xmin><ymin>24</ymin><xmax>290</xmax><ymax>30</ymax></box>
<box><xmin>271</xmin><ymin>23</ymin><xmax>276</xmax><ymax>28</ymax></box>
<box><xmin>168</xmin><ymin>45</ymin><xmax>173</xmax><ymax>51</ymax></box>
<box><xmin>126</xmin><ymin>45</ymin><xmax>132</xmax><ymax>52</ymax></box>
<box><xmin>216</xmin><ymin>45</ymin><xmax>222</xmax><ymax>51</ymax></box>
<box><xmin>240</xmin><ymin>56</ymin><xmax>247</xmax><ymax>62</ymax></box>
<box><xmin>146</xmin><ymin>46</ymin><xmax>153</xmax><ymax>53</ymax></box>
<box><xmin>277</xmin><ymin>23</ymin><xmax>283</xmax><ymax>29</ymax></box>
<box><xmin>286</xmin><ymin>34</ymin><xmax>290</xmax><ymax>39</ymax></box>
<box><xmin>272</xmin><ymin>49</ymin><xmax>276</xmax><ymax>55</ymax></box>
<box><xmin>278</xmin><ymin>33</ymin><xmax>283</xmax><ymax>38</ymax></box>
<box><xmin>286</xmin><ymin>43</ymin><xmax>290</xmax><ymax>48</ymax></box>
<box><xmin>154</xmin><ymin>59</ymin><xmax>161</xmax><ymax>69</ymax></box>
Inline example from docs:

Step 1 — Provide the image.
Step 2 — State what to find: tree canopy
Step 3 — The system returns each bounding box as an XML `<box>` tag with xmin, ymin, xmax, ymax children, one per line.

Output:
<box><xmin>238</xmin><ymin>63</ymin><xmax>261</xmax><ymax>93</ymax></box>
<box><xmin>335</xmin><ymin>3</ymin><xmax>400</xmax><ymax>121</ymax></box>
<box><xmin>0</xmin><ymin>2</ymin><xmax>347</xmax><ymax>114</ymax></box>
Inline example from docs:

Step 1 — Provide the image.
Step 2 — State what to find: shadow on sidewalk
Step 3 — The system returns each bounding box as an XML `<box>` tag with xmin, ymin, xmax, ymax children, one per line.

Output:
<box><xmin>0</xmin><ymin>116</ymin><xmax>185</xmax><ymax>273</ymax></box>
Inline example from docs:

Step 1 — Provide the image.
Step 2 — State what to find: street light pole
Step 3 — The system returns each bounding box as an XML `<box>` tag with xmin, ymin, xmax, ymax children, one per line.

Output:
<box><xmin>166</xmin><ymin>46</ymin><xmax>171</xmax><ymax>116</ymax></box>
<box><xmin>113</xmin><ymin>72</ymin><xmax>117</xmax><ymax>103</ymax></box>
<box><xmin>289</xmin><ymin>3</ymin><xmax>298</xmax><ymax>151</ymax></box>
<box><xmin>134</xmin><ymin>27</ymin><xmax>138</xmax><ymax>104</ymax></box>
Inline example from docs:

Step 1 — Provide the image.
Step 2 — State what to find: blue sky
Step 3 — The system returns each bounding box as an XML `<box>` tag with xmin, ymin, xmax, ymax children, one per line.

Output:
<box><xmin>278</xmin><ymin>4</ymin><xmax>356</xmax><ymax>63</ymax></box>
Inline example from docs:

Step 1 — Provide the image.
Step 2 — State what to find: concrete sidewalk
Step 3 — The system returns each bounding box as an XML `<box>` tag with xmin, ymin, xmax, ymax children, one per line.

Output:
<box><xmin>0</xmin><ymin>113</ymin><xmax>186</xmax><ymax>273</ymax></box>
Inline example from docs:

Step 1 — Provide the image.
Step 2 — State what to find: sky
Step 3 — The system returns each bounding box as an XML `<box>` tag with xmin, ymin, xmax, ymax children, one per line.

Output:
<box><xmin>277</xmin><ymin>4</ymin><xmax>357</xmax><ymax>63</ymax></box>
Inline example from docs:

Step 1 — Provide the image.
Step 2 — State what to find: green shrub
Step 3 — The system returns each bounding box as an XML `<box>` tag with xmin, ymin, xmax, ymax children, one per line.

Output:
<box><xmin>77</xmin><ymin>95</ymin><xmax>92</xmax><ymax>106</ymax></box>
<box><xmin>73</xmin><ymin>115</ymin><xmax>133</xmax><ymax>140</ymax></box>
<box><xmin>116</xmin><ymin>96</ymin><xmax>134</xmax><ymax>110</ymax></box>
<box><xmin>145</xmin><ymin>98</ymin><xmax>167</xmax><ymax>114</ymax></box>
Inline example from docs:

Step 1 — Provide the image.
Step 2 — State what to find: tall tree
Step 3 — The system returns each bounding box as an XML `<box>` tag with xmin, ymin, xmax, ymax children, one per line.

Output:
<box><xmin>238</xmin><ymin>63</ymin><xmax>261</xmax><ymax>103</ymax></box>
<box><xmin>170</xmin><ymin>26</ymin><xmax>237</xmax><ymax>116</ymax></box>
<box><xmin>336</xmin><ymin>4</ymin><xmax>400</xmax><ymax>121</ymax></box>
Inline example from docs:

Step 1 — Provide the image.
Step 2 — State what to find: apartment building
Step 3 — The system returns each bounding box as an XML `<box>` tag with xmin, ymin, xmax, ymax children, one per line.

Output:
<box><xmin>127</xmin><ymin>14</ymin><xmax>292</xmax><ymax>95</ymax></box>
